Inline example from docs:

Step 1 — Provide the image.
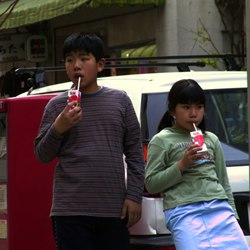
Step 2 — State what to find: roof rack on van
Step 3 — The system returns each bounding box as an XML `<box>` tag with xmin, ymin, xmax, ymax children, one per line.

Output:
<box><xmin>14</xmin><ymin>61</ymin><xmax>205</xmax><ymax>75</ymax></box>
<box><xmin>15</xmin><ymin>54</ymin><xmax>245</xmax><ymax>76</ymax></box>
<box><xmin>105</xmin><ymin>54</ymin><xmax>245</xmax><ymax>71</ymax></box>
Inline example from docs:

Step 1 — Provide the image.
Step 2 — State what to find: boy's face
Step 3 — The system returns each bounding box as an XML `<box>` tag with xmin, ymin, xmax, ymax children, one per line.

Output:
<box><xmin>65</xmin><ymin>50</ymin><xmax>105</xmax><ymax>93</ymax></box>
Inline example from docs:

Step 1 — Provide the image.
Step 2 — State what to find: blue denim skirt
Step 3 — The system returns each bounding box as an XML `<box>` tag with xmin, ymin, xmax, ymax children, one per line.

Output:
<box><xmin>164</xmin><ymin>200</ymin><xmax>249</xmax><ymax>250</ymax></box>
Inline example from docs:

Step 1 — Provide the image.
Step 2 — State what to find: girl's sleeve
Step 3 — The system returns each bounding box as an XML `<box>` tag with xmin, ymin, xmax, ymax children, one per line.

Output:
<box><xmin>145</xmin><ymin>136</ymin><xmax>183</xmax><ymax>194</ymax></box>
<box><xmin>214</xmin><ymin>138</ymin><xmax>239</xmax><ymax>219</ymax></box>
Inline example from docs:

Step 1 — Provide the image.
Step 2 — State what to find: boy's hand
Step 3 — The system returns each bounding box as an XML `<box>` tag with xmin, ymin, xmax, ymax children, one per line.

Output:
<box><xmin>54</xmin><ymin>102</ymin><xmax>82</xmax><ymax>134</ymax></box>
<box><xmin>121</xmin><ymin>199</ymin><xmax>142</xmax><ymax>228</ymax></box>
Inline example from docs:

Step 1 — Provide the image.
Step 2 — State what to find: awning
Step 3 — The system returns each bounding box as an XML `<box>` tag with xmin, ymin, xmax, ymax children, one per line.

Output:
<box><xmin>89</xmin><ymin>0</ymin><xmax>165</xmax><ymax>8</ymax></box>
<box><xmin>122</xmin><ymin>44</ymin><xmax>156</xmax><ymax>58</ymax></box>
<box><xmin>0</xmin><ymin>0</ymin><xmax>165</xmax><ymax>30</ymax></box>
<box><xmin>0</xmin><ymin>0</ymin><xmax>89</xmax><ymax>30</ymax></box>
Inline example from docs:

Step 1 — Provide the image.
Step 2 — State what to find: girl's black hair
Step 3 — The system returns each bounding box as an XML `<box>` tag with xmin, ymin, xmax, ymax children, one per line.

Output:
<box><xmin>62</xmin><ymin>33</ymin><xmax>104</xmax><ymax>62</ymax></box>
<box><xmin>158</xmin><ymin>79</ymin><xmax>206</xmax><ymax>133</ymax></box>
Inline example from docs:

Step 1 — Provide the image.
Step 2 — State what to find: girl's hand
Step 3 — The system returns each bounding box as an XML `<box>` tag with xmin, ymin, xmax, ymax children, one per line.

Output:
<box><xmin>178</xmin><ymin>143</ymin><xmax>203</xmax><ymax>171</ymax></box>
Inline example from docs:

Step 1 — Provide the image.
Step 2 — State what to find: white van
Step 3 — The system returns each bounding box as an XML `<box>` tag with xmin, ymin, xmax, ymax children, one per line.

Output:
<box><xmin>20</xmin><ymin>70</ymin><xmax>250</xmax><ymax>249</ymax></box>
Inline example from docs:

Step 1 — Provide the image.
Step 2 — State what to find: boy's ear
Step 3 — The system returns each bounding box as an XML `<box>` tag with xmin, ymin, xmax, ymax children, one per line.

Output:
<box><xmin>97</xmin><ymin>58</ymin><xmax>105</xmax><ymax>72</ymax></box>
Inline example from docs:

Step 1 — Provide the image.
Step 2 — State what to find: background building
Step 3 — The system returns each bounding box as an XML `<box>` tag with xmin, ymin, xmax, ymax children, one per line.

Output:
<box><xmin>0</xmin><ymin>0</ymin><xmax>245</xmax><ymax>96</ymax></box>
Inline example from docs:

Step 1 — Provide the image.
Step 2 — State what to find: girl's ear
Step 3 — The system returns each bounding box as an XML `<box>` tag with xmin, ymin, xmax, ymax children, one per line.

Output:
<box><xmin>170</xmin><ymin>111</ymin><xmax>175</xmax><ymax>117</ymax></box>
<box><xmin>169</xmin><ymin>111</ymin><xmax>176</xmax><ymax>120</ymax></box>
<box><xmin>97</xmin><ymin>58</ymin><xmax>105</xmax><ymax>72</ymax></box>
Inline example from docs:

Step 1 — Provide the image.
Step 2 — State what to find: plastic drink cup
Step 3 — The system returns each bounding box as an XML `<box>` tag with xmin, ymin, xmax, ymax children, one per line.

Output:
<box><xmin>67</xmin><ymin>77</ymin><xmax>81</xmax><ymax>110</ymax></box>
<box><xmin>67</xmin><ymin>89</ymin><xmax>81</xmax><ymax>110</ymax></box>
<box><xmin>190</xmin><ymin>123</ymin><xmax>207</xmax><ymax>153</ymax></box>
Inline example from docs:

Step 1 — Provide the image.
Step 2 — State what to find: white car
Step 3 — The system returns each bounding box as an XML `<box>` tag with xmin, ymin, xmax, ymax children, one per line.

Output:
<box><xmin>20</xmin><ymin>71</ymin><xmax>250</xmax><ymax>249</ymax></box>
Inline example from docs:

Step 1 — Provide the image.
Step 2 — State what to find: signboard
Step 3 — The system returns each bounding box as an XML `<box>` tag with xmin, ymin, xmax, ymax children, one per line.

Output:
<box><xmin>26</xmin><ymin>35</ymin><xmax>48</xmax><ymax>62</ymax></box>
<box><xmin>0</xmin><ymin>34</ymin><xmax>26</xmax><ymax>63</ymax></box>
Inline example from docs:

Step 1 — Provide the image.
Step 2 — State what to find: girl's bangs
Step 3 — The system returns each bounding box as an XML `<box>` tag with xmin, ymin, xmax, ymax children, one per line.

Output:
<box><xmin>178</xmin><ymin>86</ymin><xmax>205</xmax><ymax>105</ymax></box>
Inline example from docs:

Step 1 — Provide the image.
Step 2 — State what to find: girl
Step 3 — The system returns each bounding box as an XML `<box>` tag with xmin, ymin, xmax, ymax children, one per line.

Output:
<box><xmin>145</xmin><ymin>79</ymin><xmax>249</xmax><ymax>249</ymax></box>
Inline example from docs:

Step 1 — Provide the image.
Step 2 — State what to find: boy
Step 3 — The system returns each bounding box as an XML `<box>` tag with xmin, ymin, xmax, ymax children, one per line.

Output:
<box><xmin>34</xmin><ymin>33</ymin><xmax>145</xmax><ymax>250</ymax></box>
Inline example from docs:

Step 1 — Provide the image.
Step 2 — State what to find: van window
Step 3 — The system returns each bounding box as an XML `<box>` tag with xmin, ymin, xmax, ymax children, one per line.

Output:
<box><xmin>141</xmin><ymin>88</ymin><xmax>248</xmax><ymax>166</ymax></box>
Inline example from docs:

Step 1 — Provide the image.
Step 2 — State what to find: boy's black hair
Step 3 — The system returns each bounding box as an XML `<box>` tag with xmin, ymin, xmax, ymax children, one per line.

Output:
<box><xmin>158</xmin><ymin>79</ymin><xmax>206</xmax><ymax>133</ymax></box>
<box><xmin>62</xmin><ymin>33</ymin><xmax>104</xmax><ymax>62</ymax></box>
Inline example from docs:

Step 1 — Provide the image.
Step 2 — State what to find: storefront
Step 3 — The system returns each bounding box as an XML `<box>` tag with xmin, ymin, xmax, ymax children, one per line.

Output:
<box><xmin>0</xmin><ymin>0</ymin><xmax>164</xmax><ymax>96</ymax></box>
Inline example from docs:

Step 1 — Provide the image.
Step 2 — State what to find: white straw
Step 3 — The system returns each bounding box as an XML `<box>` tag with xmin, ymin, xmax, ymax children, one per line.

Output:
<box><xmin>77</xmin><ymin>77</ymin><xmax>81</xmax><ymax>91</ymax></box>
<box><xmin>193</xmin><ymin>123</ymin><xmax>198</xmax><ymax>131</ymax></box>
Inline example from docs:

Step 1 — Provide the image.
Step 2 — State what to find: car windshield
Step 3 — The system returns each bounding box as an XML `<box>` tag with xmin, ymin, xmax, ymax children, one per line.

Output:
<box><xmin>141</xmin><ymin>88</ymin><xmax>248</xmax><ymax>166</ymax></box>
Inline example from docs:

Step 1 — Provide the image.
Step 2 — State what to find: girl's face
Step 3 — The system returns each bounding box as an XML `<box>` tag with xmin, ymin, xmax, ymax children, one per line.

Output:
<box><xmin>172</xmin><ymin>103</ymin><xmax>205</xmax><ymax>131</ymax></box>
<box><xmin>65</xmin><ymin>50</ymin><xmax>104</xmax><ymax>94</ymax></box>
